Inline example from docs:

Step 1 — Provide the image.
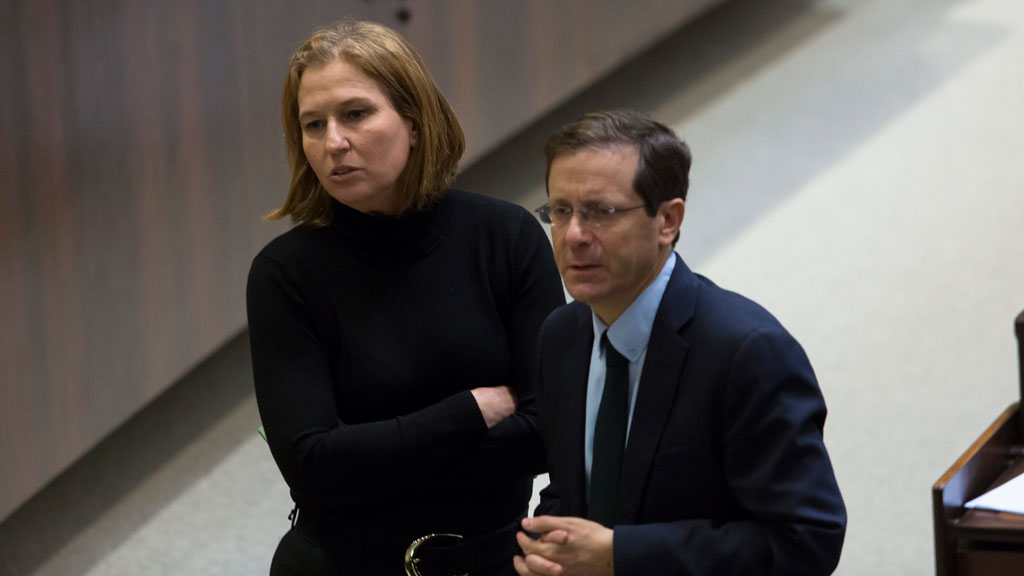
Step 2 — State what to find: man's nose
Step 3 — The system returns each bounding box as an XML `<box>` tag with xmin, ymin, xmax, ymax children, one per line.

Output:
<box><xmin>562</xmin><ymin>211</ymin><xmax>593</xmax><ymax>244</ymax></box>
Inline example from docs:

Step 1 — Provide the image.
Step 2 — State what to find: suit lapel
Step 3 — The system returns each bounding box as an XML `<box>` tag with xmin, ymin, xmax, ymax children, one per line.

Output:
<box><xmin>617</xmin><ymin>254</ymin><xmax>699</xmax><ymax>523</ymax></box>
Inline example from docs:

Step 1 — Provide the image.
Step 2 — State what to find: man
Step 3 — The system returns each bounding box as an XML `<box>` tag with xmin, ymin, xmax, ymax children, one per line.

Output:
<box><xmin>515</xmin><ymin>110</ymin><xmax>845</xmax><ymax>576</ymax></box>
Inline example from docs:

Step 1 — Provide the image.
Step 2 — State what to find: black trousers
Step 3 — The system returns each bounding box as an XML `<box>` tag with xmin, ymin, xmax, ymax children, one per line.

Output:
<box><xmin>270</xmin><ymin>526</ymin><xmax>338</xmax><ymax>575</ymax></box>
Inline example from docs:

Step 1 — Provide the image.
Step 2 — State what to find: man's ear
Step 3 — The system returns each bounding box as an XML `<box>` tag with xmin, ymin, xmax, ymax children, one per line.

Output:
<box><xmin>657</xmin><ymin>198</ymin><xmax>685</xmax><ymax>245</ymax></box>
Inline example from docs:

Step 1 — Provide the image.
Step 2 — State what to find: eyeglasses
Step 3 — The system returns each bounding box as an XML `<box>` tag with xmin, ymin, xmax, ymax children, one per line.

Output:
<box><xmin>534</xmin><ymin>202</ymin><xmax>647</xmax><ymax>227</ymax></box>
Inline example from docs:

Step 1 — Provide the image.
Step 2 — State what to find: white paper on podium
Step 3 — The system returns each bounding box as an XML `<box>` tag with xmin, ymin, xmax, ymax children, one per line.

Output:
<box><xmin>964</xmin><ymin>472</ymin><xmax>1024</xmax><ymax>514</ymax></box>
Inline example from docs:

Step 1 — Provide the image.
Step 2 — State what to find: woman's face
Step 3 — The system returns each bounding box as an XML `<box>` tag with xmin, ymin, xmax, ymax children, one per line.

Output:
<box><xmin>297</xmin><ymin>58</ymin><xmax>415</xmax><ymax>215</ymax></box>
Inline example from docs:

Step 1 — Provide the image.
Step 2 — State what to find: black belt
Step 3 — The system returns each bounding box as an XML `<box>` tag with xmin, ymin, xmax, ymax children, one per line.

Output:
<box><xmin>404</xmin><ymin>519</ymin><xmax>521</xmax><ymax>576</ymax></box>
<box><xmin>291</xmin><ymin>505</ymin><xmax>521</xmax><ymax>575</ymax></box>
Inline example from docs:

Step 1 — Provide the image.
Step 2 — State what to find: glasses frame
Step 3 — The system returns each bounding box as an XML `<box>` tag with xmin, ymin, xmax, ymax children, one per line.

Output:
<box><xmin>534</xmin><ymin>202</ymin><xmax>648</xmax><ymax>228</ymax></box>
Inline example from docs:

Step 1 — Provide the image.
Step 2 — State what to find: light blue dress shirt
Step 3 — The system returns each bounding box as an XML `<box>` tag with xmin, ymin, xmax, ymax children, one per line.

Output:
<box><xmin>584</xmin><ymin>254</ymin><xmax>676</xmax><ymax>494</ymax></box>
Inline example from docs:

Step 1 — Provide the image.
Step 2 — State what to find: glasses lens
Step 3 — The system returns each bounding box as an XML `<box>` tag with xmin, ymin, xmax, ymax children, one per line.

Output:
<box><xmin>550</xmin><ymin>205</ymin><xmax>573</xmax><ymax>226</ymax></box>
<box><xmin>534</xmin><ymin>205</ymin><xmax>552</xmax><ymax>224</ymax></box>
<box><xmin>588</xmin><ymin>204</ymin><xmax>615</xmax><ymax>227</ymax></box>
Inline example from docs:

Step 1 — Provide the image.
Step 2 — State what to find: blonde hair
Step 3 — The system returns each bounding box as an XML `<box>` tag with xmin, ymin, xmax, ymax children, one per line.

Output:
<box><xmin>268</xmin><ymin>19</ymin><xmax>465</xmax><ymax>226</ymax></box>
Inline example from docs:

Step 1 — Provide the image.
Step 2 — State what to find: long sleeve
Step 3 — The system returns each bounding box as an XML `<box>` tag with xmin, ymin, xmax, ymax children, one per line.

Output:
<box><xmin>440</xmin><ymin>210</ymin><xmax>566</xmax><ymax>483</ymax></box>
<box><xmin>247</xmin><ymin>191</ymin><xmax>565</xmax><ymax>519</ymax></box>
<box><xmin>247</xmin><ymin>253</ymin><xmax>489</xmax><ymax>508</ymax></box>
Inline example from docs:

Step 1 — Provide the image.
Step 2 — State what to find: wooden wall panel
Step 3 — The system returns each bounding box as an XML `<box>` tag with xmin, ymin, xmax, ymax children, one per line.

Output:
<box><xmin>0</xmin><ymin>0</ymin><xmax>304</xmax><ymax>522</ymax></box>
<box><xmin>0</xmin><ymin>0</ymin><xmax>723</xmax><ymax>522</ymax></box>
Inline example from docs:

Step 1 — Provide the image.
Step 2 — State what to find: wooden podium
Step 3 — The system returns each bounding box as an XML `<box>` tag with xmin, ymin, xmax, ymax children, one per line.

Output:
<box><xmin>933</xmin><ymin>310</ymin><xmax>1024</xmax><ymax>575</ymax></box>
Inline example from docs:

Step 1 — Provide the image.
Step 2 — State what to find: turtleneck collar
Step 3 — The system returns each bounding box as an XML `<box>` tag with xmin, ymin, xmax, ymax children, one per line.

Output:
<box><xmin>327</xmin><ymin>191</ymin><xmax>456</xmax><ymax>260</ymax></box>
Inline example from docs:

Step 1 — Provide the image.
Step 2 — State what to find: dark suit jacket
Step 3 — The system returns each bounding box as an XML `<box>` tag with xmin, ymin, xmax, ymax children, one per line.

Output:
<box><xmin>535</xmin><ymin>254</ymin><xmax>846</xmax><ymax>576</ymax></box>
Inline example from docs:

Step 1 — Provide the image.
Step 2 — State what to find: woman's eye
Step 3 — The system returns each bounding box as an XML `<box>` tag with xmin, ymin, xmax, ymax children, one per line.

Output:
<box><xmin>347</xmin><ymin>109</ymin><xmax>367</xmax><ymax>120</ymax></box>
<box><xmin>303</xmin><ymin>120</ymin><xmax>324</xmax><ymax>131</ymax></box>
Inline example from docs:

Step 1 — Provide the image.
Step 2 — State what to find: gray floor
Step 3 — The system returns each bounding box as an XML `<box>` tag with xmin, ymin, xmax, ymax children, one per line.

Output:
<box><xmin>4</xmin><ymin>0</ymin><xmax>1024</xmax><ymax>574</ymax></box>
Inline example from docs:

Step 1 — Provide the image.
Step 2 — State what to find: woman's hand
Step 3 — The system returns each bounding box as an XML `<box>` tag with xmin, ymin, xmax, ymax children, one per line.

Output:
<box><xmin>471</xmin><ymin>385</ymin><xmax>517</xmax><ymax>428</ymax></box>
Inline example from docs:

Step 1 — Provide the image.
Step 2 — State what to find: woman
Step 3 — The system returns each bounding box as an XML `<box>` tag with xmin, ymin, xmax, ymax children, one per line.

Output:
<box><xmin>246</xmin><ymin>19</ymin><xmax>565</xmax><ymax>575</ymax></box>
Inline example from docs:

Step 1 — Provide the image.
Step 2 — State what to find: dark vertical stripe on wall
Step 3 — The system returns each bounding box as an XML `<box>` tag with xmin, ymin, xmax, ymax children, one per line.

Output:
<box><xmin>200</xmin><ymin>2</ymin><xmax>249</xmax><ymax>327</ymax></box>
<box><xmin>123</xmin><ymin>1</ymin><xmax>177</xmax><ymax>397</ymax></box>
<box><xmin>25</xmin><ymin>0</ymin><xmax>87</xmax><ymax>468</ymax></box>
<box><xmin>65</xmin><ymin>1</ymin><xmax>131</xmax><ymax>432</ymax></box>
<box><xmin>228</xmin><ymin>0</ymin><xmax>268</xmax><ymax>255</ymax></box>
<box><xmin>0</xmin><ymin>0</ymin><xmax>36</xmax><ymax>507</ymax></box>
<box><xmin>173</xmin><ymin>0</ymin><xmax>218</xmax><ymax>356</ymax></box>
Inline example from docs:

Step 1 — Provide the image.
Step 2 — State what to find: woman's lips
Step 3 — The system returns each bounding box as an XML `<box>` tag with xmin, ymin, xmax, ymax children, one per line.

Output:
<box><xmin>329</xmin><ymin>167</ymin><xmax>358</xmax><ymax>181</ymax></box>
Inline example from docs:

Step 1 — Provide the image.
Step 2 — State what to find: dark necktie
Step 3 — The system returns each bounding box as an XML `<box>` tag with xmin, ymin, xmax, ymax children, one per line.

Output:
<box><xmin>589</xmin><ymin>333</ymin><xmax>629</xmax><ymax>527</ymax></box>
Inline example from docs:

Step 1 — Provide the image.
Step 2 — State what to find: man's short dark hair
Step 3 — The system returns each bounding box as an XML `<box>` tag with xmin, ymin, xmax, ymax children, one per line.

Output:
<box><xmin>544</xmin><ymin>109</ymin><xmax>692</xmax><ymax>215</ymax></box>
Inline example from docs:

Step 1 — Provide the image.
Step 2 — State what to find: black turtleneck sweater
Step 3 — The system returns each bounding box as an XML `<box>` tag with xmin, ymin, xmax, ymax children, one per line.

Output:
<box><xmin>246</xmin><ymin>190</ymin><xmax>565</xmax><ymax>546</ymax></box>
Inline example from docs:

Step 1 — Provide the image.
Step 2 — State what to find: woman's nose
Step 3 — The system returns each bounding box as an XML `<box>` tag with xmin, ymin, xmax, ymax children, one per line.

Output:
<box><xmin>325</xmin><ymin>120</ymin><xmax>351</xmax><ymax>152</ymax></box>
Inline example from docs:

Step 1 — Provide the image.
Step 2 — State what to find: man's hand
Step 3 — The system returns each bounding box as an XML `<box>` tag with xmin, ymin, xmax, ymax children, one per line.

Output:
<box><xmin>513</xmin><ymin>516</ymin><xmax>614</xmax><ymax>576</ymax></box>
<box><xmin>470</xmin><ymin>385</ymin><xmax>516</xmax><ymax>428</ymax></box>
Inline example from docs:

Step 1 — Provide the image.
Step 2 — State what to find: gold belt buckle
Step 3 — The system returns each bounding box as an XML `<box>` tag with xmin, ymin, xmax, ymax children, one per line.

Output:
<box><xmin>404</xmin><ymin>533</ymin><xmax>468</xmax><ymax>576</ymax></box>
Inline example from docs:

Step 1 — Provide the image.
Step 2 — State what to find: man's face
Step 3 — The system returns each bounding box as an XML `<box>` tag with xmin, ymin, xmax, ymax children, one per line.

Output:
<box><xmin>547</xmin><ymin>145</ymin><xmax>678</xmax><ymax>324</ymax></box>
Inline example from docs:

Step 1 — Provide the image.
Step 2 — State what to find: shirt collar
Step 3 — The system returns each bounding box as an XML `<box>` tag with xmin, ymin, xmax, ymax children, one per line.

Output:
<box><xmin>591</xmin><ymin>253</ymin><xmax>676</xmax><ymax>363</ymax></box>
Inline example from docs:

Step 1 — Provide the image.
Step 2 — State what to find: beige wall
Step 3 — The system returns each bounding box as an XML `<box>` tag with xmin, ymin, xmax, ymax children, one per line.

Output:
<box><xmin>0</xmin><ymin>0</ymin><xmax>723</xmax><ymax>522</ymax></box>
